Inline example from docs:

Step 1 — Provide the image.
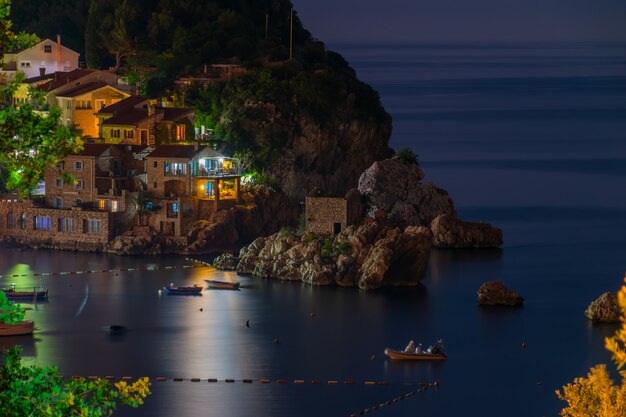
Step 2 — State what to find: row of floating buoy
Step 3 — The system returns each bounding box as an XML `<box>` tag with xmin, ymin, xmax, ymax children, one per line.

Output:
<box><xmin>0</xmin><ymin>264</ymin><xmax>202</xmax><ymax>279</ymax></box>
<box><xmin>348</xmin><ymin>382</ymin><xmax>439</xmax><ymax>416</ymax></box>
<box><xmin>59</xmin><ymin>376</ymin><xmax>433</xmax><ymax>386</ymax></box>
<box><xmin>185</xmin><ymin>257</ymin><xmax>212</xmax><ymax>267</ymax></box>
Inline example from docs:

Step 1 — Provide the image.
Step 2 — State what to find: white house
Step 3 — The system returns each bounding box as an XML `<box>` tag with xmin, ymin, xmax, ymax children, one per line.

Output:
<box><xmin>1</xmin><ymin>35</ymin><xmax>79</xmax><ymax>79</ymax></box>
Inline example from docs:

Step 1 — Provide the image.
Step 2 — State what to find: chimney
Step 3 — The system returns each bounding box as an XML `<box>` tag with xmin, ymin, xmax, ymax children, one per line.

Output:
<box><xmin>39</xmin><ymin>67</ymin><xmax>46</xmax><ymax>77</ymax></box>
<box><xmin>56</xmin><ymin>34</ymin><xmax>62</xmax><ymax>72</ymax></box>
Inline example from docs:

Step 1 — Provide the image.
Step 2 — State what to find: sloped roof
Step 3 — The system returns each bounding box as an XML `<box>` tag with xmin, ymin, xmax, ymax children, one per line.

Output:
<box><xmin>37</xmin><ymin>69</ymin><xmax>94</xmax><ymax>93</ymax></box>
<box><xmin>101</xmin><ymin>109</ymin><xmax>151</xmax><ymax>126</ymax></box>
<box><xmin>56</xmin><ymin>82</ymin><xmax>112</xmax><ymax>98</ymax></box>
<box><xmin>23</xmin><ymin>73</ymin><xmax>56</xmax><ymax>84</ymax></box>
<box><xmin>70</xmin><ymin>143</ymin><xmax>114</xmax><ymax>157</ymax></box>
<box><xmin>146</xmin><ymin>145</ymin><xmax>207</xmax><ymax>159</ymax></box>
<box><xmin>162</xmin><ymin>107</ymin><xmax>194</xmax><ymax>122</ymax></box>
<box><xmin>98</xmin><ymin>95</ymin><xmax>148</xmax><ymax>115</ymax></box>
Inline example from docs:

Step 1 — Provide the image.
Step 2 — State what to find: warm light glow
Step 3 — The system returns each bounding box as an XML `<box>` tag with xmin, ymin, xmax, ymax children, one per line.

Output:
<box><xmin>200</xmin><ymin>185</ymin><xmax>205</xmax><ymax>190</ymax></box>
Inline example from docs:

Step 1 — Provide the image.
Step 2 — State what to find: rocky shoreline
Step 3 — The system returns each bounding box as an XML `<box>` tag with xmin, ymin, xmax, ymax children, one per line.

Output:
<box><xmin>237</xmin><ymin>220</ymin><xmax>432</xmax><ymax>290</ymax></box>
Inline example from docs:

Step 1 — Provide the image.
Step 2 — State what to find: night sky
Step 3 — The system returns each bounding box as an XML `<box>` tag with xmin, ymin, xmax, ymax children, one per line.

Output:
<box><xmin>291</xmin><ymin>0</ymin><xmax>626</xmax><ymax>43</ymax></box>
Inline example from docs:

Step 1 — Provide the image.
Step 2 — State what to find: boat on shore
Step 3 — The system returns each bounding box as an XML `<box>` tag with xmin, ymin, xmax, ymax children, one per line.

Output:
<box><xmin>162</xmin><ymin>285</ymin><xmax>203</xmax><ymax>295</ymax></box>
<box><xmin>1</xmin><ymin>286</ymin><xmax>48</xmax><ymax>301</ymax></box>
<box><xmin>384</xmin><ymin>339</ymin><xmax>447</xmax><ymax>361</ymax></box>
<box><xmin>205</xmin><ymin>279</ymin><xmax>240</xmax><ymax>290</ymax></box>
<box><xmin>0</xmin><ymin>320</ymin><xmax>35</xmax><ymax>336</ymax></box>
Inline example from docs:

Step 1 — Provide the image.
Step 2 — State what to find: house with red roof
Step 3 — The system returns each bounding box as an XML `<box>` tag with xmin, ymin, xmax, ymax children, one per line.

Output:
<box><xmin>97</xmin><ymin>96</ymin><xmax>195</xmax><ymax>146</ymax></box>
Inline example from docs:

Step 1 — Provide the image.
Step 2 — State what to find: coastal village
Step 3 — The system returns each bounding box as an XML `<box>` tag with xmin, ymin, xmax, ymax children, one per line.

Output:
<box><xmin>0</xmin><ymin>35</ymin><xmax>506</xmax><ymax>292</ymax></box>
<box><xmin>0</xmin><ymin>37</ymin><xmax>246</xmax><ymax>250</ymax></box>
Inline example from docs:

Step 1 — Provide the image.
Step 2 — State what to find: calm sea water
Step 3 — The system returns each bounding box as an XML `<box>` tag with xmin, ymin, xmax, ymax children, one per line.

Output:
<box><xmin>2</xmin><ymin>43</ymin><xmax>626</xmax><ymax>416</ymax></box>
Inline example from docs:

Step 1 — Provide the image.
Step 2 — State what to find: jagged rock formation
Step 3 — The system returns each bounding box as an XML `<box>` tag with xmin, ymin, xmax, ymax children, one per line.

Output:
<box><xmin>431</xmin><ymin>214</ymin><xmax>503</xmax><ymax>248</ymax></box>
<box><xmin>213</xmin><ymin>253</ymin><xmax>238</xmax><ymax>270</ymax></box>
<box><xmin>477</xmin><ymin>280</ymin><xmax>524</xmax><ymax>306</ymax></box>
<box><xmin>585</xmin><ymin>292</ymin><xmax>620</xmax><ymax>323</ymax></box>
<box><xmin>358</xmin><ymin>157</ymin><xmax>502</xmax><ymax>248</ymax></box>
<box><xmin>184</xmin><ymin>185</ymin><xmax>298</xmax><ymax>254</ymax></box>
<box><xmin>107</xmin><ymin>227</ymin><xmax>165</xmax><ymax>255</ymax></box>
<box><xmin>107</xmin><ymin>185</ymin><xmax>298</xmax><ymax>255</ymax></box>
<box><xmin>236</xmin><ymin>219</ymin><xmax>432</xmax><ymax>290</ymax></box>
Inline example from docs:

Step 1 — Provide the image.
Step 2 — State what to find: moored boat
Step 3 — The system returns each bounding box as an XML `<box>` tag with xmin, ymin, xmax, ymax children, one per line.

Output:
<box><xmin>0</xmin><ymin>320</ymin><xmax>34</xmax><ymax>337</ymax></box>
<box><xmin>384</xmin><ymin>339</ymin><xmax>447</xmax><ymax>361</ymax></box>
<box><xmin>205</xmin><ymin>279</ymin><xmax>240</xmax><ymax>290</ymax></box>
<box><xmin>162</xmin><ymin>285</ymin><xmax>203</xmax><ymax>295</ymax></box>
<box><xmin>1</xmin><ymin>287</ymin><xmax>48</xmax><ymax>301</ymax></box>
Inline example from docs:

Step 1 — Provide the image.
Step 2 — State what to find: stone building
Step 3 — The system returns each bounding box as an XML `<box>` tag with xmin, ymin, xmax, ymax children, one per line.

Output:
<box><xmin>0</xmin><ymin>196</ymin><xmax>115</xmax><ymax>251</ymax></box>
<box><xmin>44</xmin><ymin>143</ymin><xmax>146</xmax><ymax>212</ymax></box>
<box><xmin>144</xmin><ymin>145</ymin><xmax>241</xmax><ymax>236</ymax></box>
<box><xmin>305</xmin><ymin>188</ymin><xmax>364</xmax><ymax>235</ymax></box>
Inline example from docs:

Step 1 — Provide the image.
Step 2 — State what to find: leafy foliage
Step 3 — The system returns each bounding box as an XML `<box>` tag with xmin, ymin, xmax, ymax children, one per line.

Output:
<box><xmin>556</xmin><ymin>276</ymin><xmax>626</xmax><ymax>417</ymax></box>
<box><xmin>1</xmin><ymin>1</ymin><xmax>83</xmax><ymax>198</ymax></box>
<box><xmin>0</xmin><ymin>291</ymin><xmax>26</xmax><ymax>324</ymax></box>
<box><xmin>0</xmin><ymin>347</ymin><xmax>151</xmax><ymax>417</ymax></box>
<box><xmin>0</xmin><ymin>0</ymin><xmax>39</xmax><ymax>54</ymax></box>
<box><xmin>394</xmin><ymin>148</ymin><xmax>419</xmax><ymax>166</ymax></box>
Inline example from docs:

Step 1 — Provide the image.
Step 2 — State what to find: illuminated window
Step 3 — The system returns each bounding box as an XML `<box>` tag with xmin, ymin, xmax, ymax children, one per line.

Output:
<box><xmin>34</xmin><ymin>216</ymin><xmax>51</xmax><ymax>230</ymax></box>
<box><xmin>176</xmin><ymin>124</ymin><xmax>185</xmax><ymax>141</ymax></box>
<box><xmin>84</xmin><ymin>219</ymin><xmax>101</xmax><ymax>234</ymax></box>
<box><xmin>111</xmin><ymin>201</ymin><xmax>119</xmax><ymax>212</ymax></box>
<box><xmin>98</xmin><ymin>200</ymin><xmax>107</xmax><ymax>210</ymax></box>
<box><xmin>44</xmin><ymin>45</ymin><xmax>52</xmax><ymax>53</ymax></box>
<box><xmin>164</xmin><ymin>162</ymin><xmax>187</xmax><ymax>176</ymax></box>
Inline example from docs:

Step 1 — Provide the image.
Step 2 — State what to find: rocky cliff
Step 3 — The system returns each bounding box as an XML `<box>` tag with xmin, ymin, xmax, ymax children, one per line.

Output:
<box><xmin>266</xmin><ymin>117</ymin><xmax>392</xmax><ymax>201</ymax></box>
<box><xmin>107</xmin><ymin>185</ymin><xmax>298</xmax><ymax>255</ymax></box>
<box><xmin>358</xmin><ymin>157</ymin><xmax>503</xmax><ymax>248</ymax></box>
<box><xmin>236</xmin><ymin>219</ymin><xmax>432</xmax><ymax>290</ymax></box>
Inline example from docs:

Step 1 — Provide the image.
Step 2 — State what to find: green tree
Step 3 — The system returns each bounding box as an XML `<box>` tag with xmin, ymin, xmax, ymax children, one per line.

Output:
<box><xmin>556</xmin><ymin>276</ymin><xmax>626</xmax><ymax>416</ymax></box>
<box><xmin>0</xmin><ymin>347</ymin><xmax>151</xmax><ymax>417</ymax></box>
<box><xmin>0</xmin><ymin>291</ymin><xmax>26</xmax><ymax>325</ymax></box>
<box><xmin>0</xmin><ymin>0</ymin><xmax>82</xmax><ymax>198</ymax></box>
<box><xmin>100</xmin><ymin>0</ymin><xmax>137</xmax><ymax>72</ymax></box>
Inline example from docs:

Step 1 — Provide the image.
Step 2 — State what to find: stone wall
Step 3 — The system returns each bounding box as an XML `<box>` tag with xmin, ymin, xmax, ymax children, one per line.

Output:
<box><xmin>0</xmin><ymin>200</ymin><xmax>112</xmax><ymax>249</ymax></box>
<box><xmin>146</xmin><ymin>157</ymin><xmax>191</xmax><ymax>198</ymax></box>
<box><xmin>45</xmin><ymin>156</ymin><xmax>97</xmax><ymax>208</ymax></box>
<box><xmin>305</xmin><ymin>196</ymin><xmax>347</xmax><ymax>235</ymax></box>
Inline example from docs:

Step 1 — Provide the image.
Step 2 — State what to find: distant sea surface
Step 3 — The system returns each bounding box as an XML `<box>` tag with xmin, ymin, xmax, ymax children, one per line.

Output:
<box><xmin>1</xmin><ymin>43</ymin><xmax>626</xmax><ymax>417</ymax></box>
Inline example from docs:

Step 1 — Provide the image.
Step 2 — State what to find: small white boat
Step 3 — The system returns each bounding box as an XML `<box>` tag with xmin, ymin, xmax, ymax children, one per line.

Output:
<box><xmin>205</xmin><ymin>280</ymin><xmax>240</xmax><ymax>290</ymax></box>
<box><xmin>384</xmin><ymin>339</ymin><xmax>447</xmax><ymax>361</ymax></box>
<box><xmin>0</xmin><ymin>320</ymin><xmax>34</xmax><ymax>337</ymax></box>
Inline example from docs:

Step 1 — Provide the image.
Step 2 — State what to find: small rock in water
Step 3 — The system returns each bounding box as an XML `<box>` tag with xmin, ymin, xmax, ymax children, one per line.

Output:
<box><xmin>584</xmin><ymin>292</ymin><xmax>620</xmax><ymax>323</ymax></box>
<box><xmin>477</xmin><ymin>280</ymin><xmax>524</xmax><ymax>306</ymax></box>
<box><xmin>245</xmin><ymin>320</ymin><xmax>250</xmax><ymax>327</ymax></box>
<box><xmin>370</xmin><ymin>355</ymin><xmax>376</xmax><ymax>360</ymax></box>
<box><xmin>522</xmin><ymin>342</ymin><xmax>527</xmax><ymax>349</ymax></box>
<box><xmin>199</xmin><ymin>308</ymin><xmax>203</xmax><ymax>312</ymax></box>
<box><xmin>308</xmin><ymin>312</ymin><xmax>317</xmax><ymax>318</ymax></box>
<box><xmin>273</xmin><ymin>338</ymin><xmax>280</xmax><ymax>344</ymax></box>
